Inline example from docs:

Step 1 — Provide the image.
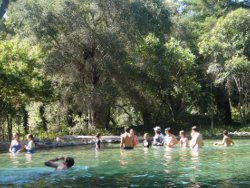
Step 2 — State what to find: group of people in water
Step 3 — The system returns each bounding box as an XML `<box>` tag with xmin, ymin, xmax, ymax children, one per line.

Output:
<box><xmin>119</xmin><ymin>126</ymin><xmax>234</xmax><ymax>150</ymax></box>
<box><xmin>9</xmin><ymin>133</ymin><xmax>35</xmax><ymax>154</ymax></box>
<box><xmin>8</xmin><ymin>125</ymin><xmax>233</xmax><ymax>171</ymax></box>
<box><xmin>8</xmin><ymin>132</ymin><xmax>74</xmax><ymax>171</ymax></box>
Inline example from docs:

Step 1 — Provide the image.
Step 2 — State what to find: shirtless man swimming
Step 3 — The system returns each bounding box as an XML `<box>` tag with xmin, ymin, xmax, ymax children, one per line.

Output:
<box><xmin>120</xmin><ymin>127</ymin><xmax>134</xmax><ymax>149</ymax></box>
<box><xmin>214</xmin><ymin>130</ymin><xmax>234</xmax><ymax>147</ymax></box>
<box><xmin>190</xmin><ymin>126</ymin><xmax>204</xmax><ymax>149</ymax></box>
<box><xmin>45</xmin><ymin>157</ymin><xmax>74</xmax><ymax>171</ymax></box>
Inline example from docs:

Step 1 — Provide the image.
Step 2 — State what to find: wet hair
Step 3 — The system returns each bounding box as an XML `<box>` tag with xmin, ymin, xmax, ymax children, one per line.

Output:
<box><xmin>179</xmin><ymin>130</ymin><xmax>185</xmax><ymax>136</ymax></box>
<box><xmin>65</xmin><ymin>157</ymin><xmax>74</xmax><ymax>168</ymax></box>
<box><xmin>192</xmin><ymin>126</ymin><xmax>198</xmax><ymax>132</ymax></box>
<box><xmin>124</xmin><ymin>126</ymin><xmax>130</xmax><ymax>133</ymax></box>
<box><xmin>223</xmin><ymin>130</ymin><xmax>228</xmax><ymax>136</ymax></box>
<box><xmin>165</xmin><ymin>127</ymin><xmax>171</xmax><ymax>133</ymax></box>
<box><xmin>96</xmin><ymin>132</ymin><xmax>102</xmax><ymax>138</ymax></box>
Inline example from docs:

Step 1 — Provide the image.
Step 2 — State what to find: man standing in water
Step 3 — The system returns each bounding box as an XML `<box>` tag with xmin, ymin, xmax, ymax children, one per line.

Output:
<box><xmin>120</xmin><ymin>127</ymin><xmax>134</xmax><ymax>149</ymax></box>
<box><xmin>164</xmin><ymin>128</ymin><xmax>178</xmax><ymax>148</ymax></box>
<box><xmin>190</xmin><ymin>126</ymin><xmax>204</xmax><ymax>149</ymax></box>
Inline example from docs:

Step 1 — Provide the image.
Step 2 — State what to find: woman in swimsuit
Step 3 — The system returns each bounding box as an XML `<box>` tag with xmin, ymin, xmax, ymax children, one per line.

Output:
<box><xmin>9</xmin><ymin>133</ymin><xmax>24</xmax><ymax>153</ymax></box>
<box><xmin>25</xmin><ymin>134</ymin><xmax>36</xmax><ymax>154</ymax></box>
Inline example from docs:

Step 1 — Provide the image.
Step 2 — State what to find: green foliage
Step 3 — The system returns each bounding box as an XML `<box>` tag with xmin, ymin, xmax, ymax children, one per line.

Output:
<box><xmin>0</xmin><ymin>0</ymin><xmax>249</xmax><ymax>141</ymax></box>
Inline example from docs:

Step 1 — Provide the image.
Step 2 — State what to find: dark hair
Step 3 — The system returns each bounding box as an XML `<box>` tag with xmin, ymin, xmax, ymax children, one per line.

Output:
<box><xmin>179</xmin><ymin>130</ymin><xmax>185</xmax><ymax>136</ymax></box>
<box><xmin>28</xmin><ymin>134</ymin><xmax>34</xmax><ymax>140</ymax></box>
<box><xmin>96</xmin><ymin>132</ymin><xmax>102</xmax><ymax>138</ymax></box>
<box><xmin>165</xmin><ymin>127</ymin><xmax>171</xmax><ymax>133</ymax></box>
<box><xmin>223</xmin><ymin>130</ymin><xmax>228</xmax><ymax>135</ymax></box>
<box><xmin>65</xmin><ymin>157</ymin><xmax>74</xmax><ymax>168</ymax></box>
<box><xmin>124</xmin><ymin>126</ymin><xmax>130</xmax><ymax>133</ymax></box>
<box><xmin>192</xmin><ymin>126</ymin><xmax>198</xmax><ymax>132</ymax></box>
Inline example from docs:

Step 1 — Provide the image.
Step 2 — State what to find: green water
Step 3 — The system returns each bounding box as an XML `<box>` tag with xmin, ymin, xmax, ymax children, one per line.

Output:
<box><xmin>0</xmin><ymin>140</ymin><xmax>250</xmax><ymax>188</ymax></box>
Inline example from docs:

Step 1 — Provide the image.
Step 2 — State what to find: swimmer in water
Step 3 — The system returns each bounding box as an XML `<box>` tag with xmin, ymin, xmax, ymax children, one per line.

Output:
<box><xmin>190</xmin><ymin>126</ymin><xmax>204</xmax><ymax>149</ymax></box>
<box><xmin>9</xmin><ymin>133</ymin><xmax>24</xmax><ymax>154</ymax></box>
<box><xmin>95</xmin><ymin>132</ymin><xmax>102</xmax><ymax>150</ymax></box>
<box><xmin>164</xmin><ymin>128</ymin><xmax>178</xmax><ymax>148</ymax></box>
<box><xmin>214</xmin><ymin>130</ymin><xmax>234</xmax><ymax>147</ymax></box>
<box><xmin>25</xmin><ymin>134</ymin><xmax>35</xmax><ymax>154</ymax></box>
<box><xmin>143</xmin><ymin>133</ymin><xmax>151</xmax><ymax>148</ymax></box>
<box><xmin>179</xmin><ymin>130</ymin><xmax>189</xmax><ymax>148</ymax></box>
<box><xmin>45</xmin><ymin>157</ymin><xmax>75</xmax><ymax>171</ymax></box>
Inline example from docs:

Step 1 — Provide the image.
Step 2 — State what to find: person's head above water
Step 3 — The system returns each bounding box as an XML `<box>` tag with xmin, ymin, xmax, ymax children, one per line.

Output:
<box><xmin>179</xmin><ymin>130</ymin><xmax>185</xmax><ymax>137</ymax></box>
<box><xmin>13</xmin><ymin>133</ymin><xmax>20</xmax><ymax>140</ymax></box>
<box><xmin>153</xmin><ymin>126</ymin><xmax>161</xmax><ymax>133</ymax></box>
<box><xmin>223</xmin><ymin>130</ymin><xmax>228</xmax><ymax>136</ymax></box>
<box><xmin>165</xmin><ymin>127</ymin><xmax>171</xmax><ymax>135</ymax></box>
<box><xmin>191</xmin><ymin>126</ymin><xmax>198</xmax><ymax>132</ymax></box>
<box><xmin>65</xmin><ymin>157</ymin><xmax>74</xmax><ymax>168</ymax></box>
<box><xmin>26</xmin><ymin>134</ymin><xmax>34</xmax><ymax>141</ymax></box>
<box><xmin>144</xmin><ymin>133</ymin><xmax>149</xmax><ymax>140</ymax></box>
<box><xmin>124</xmin><ymin>126</ymin><xmax>130</xmax><ymax>133</ymax></box>
<box><xmin>96</xmin><ymin>132</ymin><xmax>102</xmax><ymax>138</ymax></box>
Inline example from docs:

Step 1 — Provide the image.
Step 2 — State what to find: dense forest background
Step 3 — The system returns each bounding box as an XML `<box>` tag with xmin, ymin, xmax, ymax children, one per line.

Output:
<box><xmin>0</xmin><ymin>0</ymin><xmax>249</xmax><ymax>140</ymax></box>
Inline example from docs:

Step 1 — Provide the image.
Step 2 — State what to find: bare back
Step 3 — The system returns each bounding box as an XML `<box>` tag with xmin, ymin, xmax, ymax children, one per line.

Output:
<box><xmin>121</xmin><ymin>132</ymin><xmax>133</xmax><ymax>148</ymax></box>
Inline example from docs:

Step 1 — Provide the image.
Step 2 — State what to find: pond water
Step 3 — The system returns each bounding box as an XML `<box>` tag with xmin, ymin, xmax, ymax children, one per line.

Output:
<box><xmin>0</xmin><ymin>139</ymin><xmax>250</xmax><ymax>187</ymax></box>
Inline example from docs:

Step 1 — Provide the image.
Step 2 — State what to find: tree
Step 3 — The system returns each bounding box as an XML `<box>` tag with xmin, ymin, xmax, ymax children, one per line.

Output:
<box><xmin>200</xmin><ymin>8</ymin><xmax>250</xmax><ymax>125</ymax></box>
<box><xmin>7</xmin><ymin>0</ymin><xmax>171</xmax><ymax>129</ymax></box>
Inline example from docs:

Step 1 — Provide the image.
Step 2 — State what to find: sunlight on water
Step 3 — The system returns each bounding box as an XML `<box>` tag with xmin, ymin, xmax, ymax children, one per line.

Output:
<box><xmin>1</xmin><ymin>140</ymin><xmax>250</xmax><ymax>187</ymax></box>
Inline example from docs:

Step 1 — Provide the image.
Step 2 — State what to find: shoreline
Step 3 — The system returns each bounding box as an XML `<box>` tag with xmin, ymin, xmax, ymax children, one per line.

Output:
<box><xmin>1</xmin><ymin>132</ymin><xmax>250</xmax><ymax>152</ymax></box>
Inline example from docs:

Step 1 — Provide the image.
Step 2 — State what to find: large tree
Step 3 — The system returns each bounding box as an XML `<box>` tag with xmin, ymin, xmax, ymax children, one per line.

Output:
<box><xmin>7</xmin><ymin>0</ymin><xmax>171</xmax><ymax>129</ymax></box>
<box><xmin>199</xmin><ymin>8</ymin><xmax>250</xmax><ymax>125</ymax></box>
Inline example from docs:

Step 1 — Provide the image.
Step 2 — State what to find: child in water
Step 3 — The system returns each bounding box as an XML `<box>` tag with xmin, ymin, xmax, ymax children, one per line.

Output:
<box><xmin>143</xmin><ymin>133</ymin><xmax>151</xmax><ymax>148</ymax></box>
<box><xmin>25</xmin><ymin>134</ymin><xmax>35</xmax><ymax>154</ymax></box>
<box><xmin>179</xmin><ymin>130</ymin><xmax>189</xmax><ymax>148</ymax></box>
<box><xmin>45</xmin><ymin>157</ymin><xmax>75</xmax><ymax>171</ymax></box>
<box><xmin>95</xmin><ymin>132</ymin><xmax>102</xmax><ymax>150</ymax></box>
<box><xmin>214</xmin><ymin>130</ymin><xmax>234</xmax><ymax>147</ymax></box>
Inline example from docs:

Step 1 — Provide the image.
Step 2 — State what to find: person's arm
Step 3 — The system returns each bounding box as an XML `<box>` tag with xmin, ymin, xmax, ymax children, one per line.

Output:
<box><xmin>9</xmin><ymin>141</ymin><xmax>13</xmax><ymax>152</ymax></box>
<box><xmin>45</xmin><ymin>157</ymin><xmax>64</xmax><ymax>168</ymax></box>
<box><xmin>214</xmin><ymin>137</ymin><xmax>225</xmax><ymax>146</ymax></box>
<box><xmin>16</xmin><ymin>141</ymin><xmax>24</xmax><ymax>153</ymax></box>
<box><xmin>25</xmin><ymin>141</ymin><xmax>34</xmax><ymax>150</ymax></box>
<box><xmin>120</xmin><ymin>135</ymin><xmax>124</xmax><ymax>148</ymax></box>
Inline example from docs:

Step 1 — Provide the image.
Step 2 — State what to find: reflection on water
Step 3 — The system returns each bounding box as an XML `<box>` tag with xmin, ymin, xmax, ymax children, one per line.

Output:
<box><xmin>1</xmin><ymin>140</ymin><xmax>250</xmax><ymax>187</ymax></box>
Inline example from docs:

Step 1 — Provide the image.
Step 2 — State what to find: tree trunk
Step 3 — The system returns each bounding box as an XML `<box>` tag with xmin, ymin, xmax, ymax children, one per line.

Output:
<box><xmin>66</xmin><ymin>109</ymin><xmax>74</xmax><ymax>127</ymax></box>
<box><xmin>238</xmin><ymin>91</ymin><xmax>246</xmax><ymax>126</ymax></box>
<box><xmin>7</xmin><ymin>114</ymin><xmax>12</xmax><ymax>142</ymax></box>
<box><xmin>0</xmin><ymin>0</ymin><xmax>9</xmax><ymax>19</ymax></box>
<box><xmin>39</xmin><ymin>105</ymin><xmax>48</xmax><ymax>131</ymax></box>
<box><xmin>87</xmin><ymin>104</ymin><xmax>110</xmax><ymax>129</ymax></box>
<box><xmin>23</xmin><ymin>107</ymin><xmax>29</xmax><ymax>134</ymax></box>
<box><xmin>215</xmin><ymin>86</ymin><xmax>232</xmax><ymax>124</ymax></box>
